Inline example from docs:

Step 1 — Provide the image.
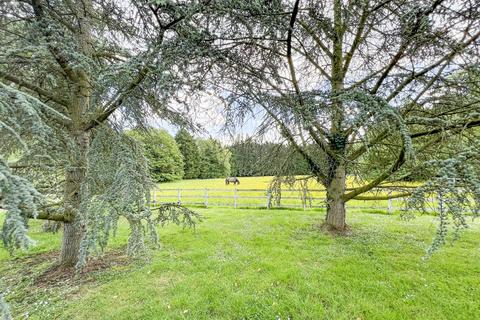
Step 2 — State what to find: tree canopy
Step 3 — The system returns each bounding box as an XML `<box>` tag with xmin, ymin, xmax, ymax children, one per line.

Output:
<box><xmin>0</xmin><ymin>0</ymin><xmax>207</xmax><ymax>268</ymax></box>
<box><xmin>175</xmin><ymin>129</ymin><xmax>201</xmax><ymax>179</ymax></box>
<box><xmin>130</xmin><ymin>129</ymin><xmax>184</xmax><ymax>182</ymax></box>
<box><xmin>197</xmin><ymin>139</ymin><xmax>231</xmax><ymax>179</ymax></box>
<box><xmin>204</xmin><ymin>0</ymin><xmax>480</xmax><ymax>240</ymax></box>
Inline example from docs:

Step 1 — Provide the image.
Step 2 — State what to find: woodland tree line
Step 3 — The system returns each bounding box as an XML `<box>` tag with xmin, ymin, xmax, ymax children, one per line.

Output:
<box><xmin>131</xmin><ymin>128</ymin><xmax>310</xmax><ymax>183</ymax></box>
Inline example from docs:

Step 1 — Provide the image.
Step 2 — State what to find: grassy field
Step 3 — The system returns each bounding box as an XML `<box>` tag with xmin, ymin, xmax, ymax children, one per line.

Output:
<box><xmin>155</xmin><ymin>176</ymin><xmax>411</xmax><ymax>211</ymax></box>
<box><xmin>1</xmin><ymin>208</ymin><xmax>479</xmax><ymax>319</ymax></box>
<box><xmin>158</xmin><ymin>176</ymin><xmax>282</xmax><ymax>190</ymax></box>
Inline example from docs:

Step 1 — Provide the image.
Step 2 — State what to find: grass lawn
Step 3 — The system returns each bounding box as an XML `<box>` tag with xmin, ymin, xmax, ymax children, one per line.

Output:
<box><xmin>1</xmin><ymin>208</ymin><xmax>479</xmax><ymax>319</ymax></box>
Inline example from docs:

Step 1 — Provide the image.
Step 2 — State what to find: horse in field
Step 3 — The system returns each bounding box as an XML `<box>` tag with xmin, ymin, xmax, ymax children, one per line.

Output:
<box><xmin>225</xmin><ymin>177</ymin><xmax>240</xmax><ymax>185</ymax></box>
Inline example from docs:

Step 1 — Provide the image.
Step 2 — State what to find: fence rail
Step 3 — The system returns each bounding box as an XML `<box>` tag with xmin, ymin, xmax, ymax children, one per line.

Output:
<box><xmin>152</xmin><ymin>188</ymin><xmax>418</xmax><ymax>213</ymax></box>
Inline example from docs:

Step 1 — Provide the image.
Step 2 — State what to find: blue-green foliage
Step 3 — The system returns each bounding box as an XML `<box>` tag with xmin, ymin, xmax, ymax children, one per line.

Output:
<box><xmin>78</xmin><ymin>127</ymin><xmax>154</xmax><ymax>269</ymax></box>
<box><xmin>0</xmin><ymin>293</ymin><xmax>11</xmax><ymax>320</ymax></box>
<box><xmin>0</xmin><ymin>159</ymin><xmax>40</xmax><ymax>253</ymax></box>
<box><xmin>0</xmin><ymin>84</ymin><xmax>68</xmax><ymax>252</ymax></box>
<box><xmin>78</xmin><ymin>126</ymin><xmax>200</xmax><ymax>270</ymax></box>
<box><xmin>407</xmin><ymin>148</ymin><xmax>480</xmax><ymax>254</ymax></box>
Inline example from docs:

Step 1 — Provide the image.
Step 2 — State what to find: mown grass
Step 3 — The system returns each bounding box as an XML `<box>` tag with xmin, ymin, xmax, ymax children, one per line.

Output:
<box><xmin>1</xmin><ymin>208</ymin><xmax>479</xmax><ymax>319</ymax></box>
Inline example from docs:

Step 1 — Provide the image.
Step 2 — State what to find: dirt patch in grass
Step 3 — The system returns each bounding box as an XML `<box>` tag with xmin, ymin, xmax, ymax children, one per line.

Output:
<box><xmin>34</xmin><ymin>249</ymin><xmax>130</xmax><ymax>288</ymax></box>
<box><xmin>1</xmin><ymin>248</ymin><xmax>134</xmax><ymax>319</ymax></box>
<box><xmin>2</xmin><ymin>248</ymin><xmax>131</xmax><ymax>289</ymax></box>
<box><xmin>319</xmin><ymin>222</ymin><xmax>353</xmax><ymax>236</ymax></box>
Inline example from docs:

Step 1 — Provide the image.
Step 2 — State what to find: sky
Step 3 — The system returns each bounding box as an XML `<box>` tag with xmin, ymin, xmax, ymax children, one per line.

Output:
<box><xmin>147</xmin><ymin>91</ymin><xmax>281</xmax><ymax>145</ymax></box>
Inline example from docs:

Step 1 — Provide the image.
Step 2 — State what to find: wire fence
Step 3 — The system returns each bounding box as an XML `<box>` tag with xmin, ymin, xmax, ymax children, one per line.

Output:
<box><xmin>152</xmin><ymin>188</ymin><xmax>418</xmax><ymax>213</ymax></box>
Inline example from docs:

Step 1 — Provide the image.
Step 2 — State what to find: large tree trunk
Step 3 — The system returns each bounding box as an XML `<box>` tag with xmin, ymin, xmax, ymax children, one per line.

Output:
<box><xmin>60</xmin><ymin>220</ymin><xmax>84</xmax><ymax>266</ymax></box>
<box><xmin>59</xmin><ymin>2</ymin><xmax>93</xmax><ymax>265</ymax></box>
<box><xmin>325</xmin><ymin>0</ymin><xmax>346</xmax><ymax>231</ymax></box>
<box><xmin>59</xmin><ymin>131</ymin><xmax>89</xmax><ymax>267</ymax></box>
<box><xmin>30</xmin><ymin>0</ymin><xmax>94</xmax><ymax>267</ymax></box>
<box><xmin>325</xmin><ymin>164</ymin><xmax>347</xmax><ymax>231</ymax></box>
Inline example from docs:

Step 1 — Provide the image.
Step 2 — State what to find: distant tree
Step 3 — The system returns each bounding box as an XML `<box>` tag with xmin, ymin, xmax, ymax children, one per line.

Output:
<box><xmin>221</xmin><ymin>147</ymin><xmax>232</xmax><ymax>177</ymax></box>
<box><xmin>229</xmin><ymin>138</ymin><xmax>310</xmax><ymax>177</ymax></box>
<box><xmin>175</xmin><ymin>129</ymin><xmax>201</xmax><ymax>179</ymax></box>
<box><xmin>197</xmin><ymin>139</ymin><xmax>231</xmax><ymax>178</ymax></box>
<box><xmin>229</xmin><ymin>139</ymin><xmax>261</xmax><ymax>176</ymax></box>
<box><xmin>129</xmin><ymin>129</ymin><xmax>184</xmax><ymax>182</ymax></box>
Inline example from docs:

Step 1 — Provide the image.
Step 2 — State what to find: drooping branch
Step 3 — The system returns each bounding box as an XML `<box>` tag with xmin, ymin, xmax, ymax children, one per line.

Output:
<box><xmin>346</xmin><ymin>78</ymin><xmax>476</xmax><ymax>162</ymax></box>
<box><xmin>410</xmin><ymin>118</ymin><xmax>480</xmax><ymax>139</ymax></box>
<box><xmin>370</xmin><ymin>0</ymin><xmax>446</xmax><ymax>94</ymax></box>
<box><xmin>346</xmin><ymin>132</ymin><xmax>448</xmax><ymax>201</ymax></box>
<box><xmin>352</xmin><ymin>192</ymin><xmax>411</xmax><ymax>201</ymax></box>
<box><xmin>0</xmin><ymin>71</ymin><xmax>69</xmax><ymax>107</ymax></box>
<box><xmin>343</xmin><ymin>146</ymin><xmax>406</xmax><ymax>201</ymax></box>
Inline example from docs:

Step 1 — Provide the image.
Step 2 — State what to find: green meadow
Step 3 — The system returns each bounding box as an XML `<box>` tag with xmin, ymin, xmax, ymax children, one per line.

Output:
<box><xmin>1</xmin><ymin>207</ymin><xmax>479</xmax><ymax>319</ymax></box>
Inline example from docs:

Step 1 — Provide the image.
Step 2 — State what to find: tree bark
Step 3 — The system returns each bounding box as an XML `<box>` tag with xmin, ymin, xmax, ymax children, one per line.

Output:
<box><xmin>58</xmin><ymin>0</ymin><xmax>93</xmax><ymax>266</ymax></box>
<box><xmin>325</xmin><ymin>164</ymin><xmax>347</xmax><ymax>231</ymax></box>
<box><xmin>322</xmin><ymin>0</ymin><xmax>347</xmax><ymax>232</ymax></box>
<box><xmin>60</xmin><ymin>220</ymin><xmax>84</xmax><ymax>266</ymax></box>
<box><xmin>59</xmin><ymin>131</ymin><xmax>89</xmax><ymax>267</ymax></box>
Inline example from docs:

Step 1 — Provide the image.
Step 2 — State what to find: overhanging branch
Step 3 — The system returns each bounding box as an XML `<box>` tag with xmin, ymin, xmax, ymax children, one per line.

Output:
<box><xmin>343</xmin><ymin>146</ymin><xmax>406</xmax><ymax>201</ymax></box>
<box><xmin>84</xmin><ymin>66</ymin><xmax>150</xmax><ymax>131</ymax></box>
<box><xmin>411</xmin><ymin>119</ymin><xmax>480</xmax><ymax>139</ymax></box>
<box><xmin>0</xmin><ymin>71</ymin><xmax>69</xmax><ymax>107</ymax></box>
<box><xmin>353</xmin><ymin>192</ymin><xmax>411</xmax><ymax>200</ymax></box>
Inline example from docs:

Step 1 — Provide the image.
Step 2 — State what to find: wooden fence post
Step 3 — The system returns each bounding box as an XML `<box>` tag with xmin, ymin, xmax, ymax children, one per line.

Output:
<box><xmin>204</xmin><ymin>188</ymin><xmax>208</xmax><ymax>208</ymax></box>
<box><xmin>234</xmin><ymin>188</ymin><xmax>238</xmax><ymax>209</ymax></box>
<box><xmin>177</xmin><ymin>188</ymin><xmax>181</xmax><ymax>205</ymax></box>
<box><xmin>388</xmin><ymin>197</ymin><xmax>393</xmax><ymax>215</ymax></box>
<box><xmin>152</xmin><ymin>190</ymin><xmax>156</xmax><ymax>205</ymax></box>
<box><xmin>266</xmin><ymin>189</ymin><xmax>271</xmax><ymax>209</ymax></box>
<box><xmin>302</xmin><ymin>188</ymin><xmax>307</xmax><ymax>211</ymax></box>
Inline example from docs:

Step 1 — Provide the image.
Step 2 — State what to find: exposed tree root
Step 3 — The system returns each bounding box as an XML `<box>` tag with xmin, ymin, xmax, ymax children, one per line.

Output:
<box><xmin>319</xmin><ymin>222</ymin><xmax>352</xmax><ymax>236</ymax></box>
